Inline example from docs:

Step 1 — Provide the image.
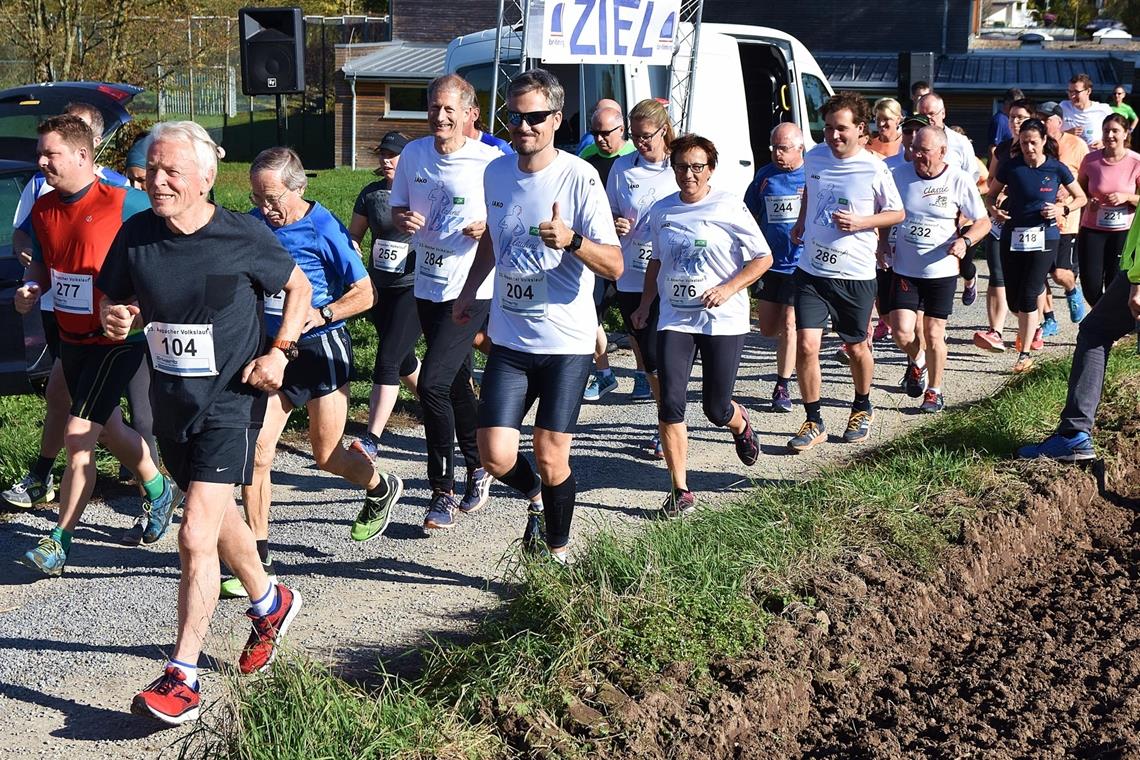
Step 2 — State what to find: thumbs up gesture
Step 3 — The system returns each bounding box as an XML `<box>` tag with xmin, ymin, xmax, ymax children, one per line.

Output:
<box><xmin>101</xmin><ymin>302</ymin><xmax>141</xmax><ymax>341</ymax></box>
<box><xmin>538</xmin><ymin>201</ymin><xmax>573</xmax><ymax>250</ymax></box>
<box><xmin>14</xmin><ymin>281</ymin><xmax>41</xmax><ymax>315</ymax></box>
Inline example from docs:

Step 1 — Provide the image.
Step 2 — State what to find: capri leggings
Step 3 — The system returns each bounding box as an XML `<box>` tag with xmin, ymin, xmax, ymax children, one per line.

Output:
<box><xmin>1078</xmin><ymin>227</ymin><xmax>1128</xmax><ymax>306</ymax></box>
<box><xmin>986</xmin><ymin>235</ymin><xmax>1005</xmax><ymax>288</ymax></box>
<box><xmin>370</xmin><ymin>285</ymin><xmax>421</xmax><ymax>385</ymax></box>
<box><xmin>615</xmin><ymin>290</ymin><xmax>660</xmax><ymax>373</ymax></box>
<box><xmin>657</xmin><ymin>330</ymin><xmax>746</xmax><ymax>426</ymax></box>
<box><xmin>1000</xmin><ymin>234</ymin><xmax>1058</xmax><ymax>314</ymax></box>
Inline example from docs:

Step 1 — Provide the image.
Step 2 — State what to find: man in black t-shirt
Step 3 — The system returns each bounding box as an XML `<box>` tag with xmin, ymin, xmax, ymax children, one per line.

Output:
<box><xmin>98</xmin><ymin>121</ymin><xmax>312</xmax><ymax>726</ymax></box>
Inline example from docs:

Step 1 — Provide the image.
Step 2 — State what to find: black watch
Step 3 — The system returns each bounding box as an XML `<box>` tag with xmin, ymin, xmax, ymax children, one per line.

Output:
<box><xmin>320</xmin><ymin>305</ymin><xmax>335</xmax><ymax>324</ymax></box>
<box><xmin>565</xmin><ymin>232</ymin><xmax>583</xmax><ymax>253</ymax></box>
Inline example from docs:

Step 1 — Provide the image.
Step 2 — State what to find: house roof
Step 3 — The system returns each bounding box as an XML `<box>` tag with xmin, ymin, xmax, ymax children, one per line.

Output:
<box><xmin>342</xmin><ymin>40</ymin><xmax>447</xmax><ymax>80</ymax></box>
<box><xmin>816</xmin><ymin>51</ymin><xmax>1133</xmax><ymax>93</ymax></box>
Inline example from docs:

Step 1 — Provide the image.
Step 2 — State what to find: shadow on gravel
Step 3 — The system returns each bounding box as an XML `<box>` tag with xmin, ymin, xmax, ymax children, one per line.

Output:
<box><xmin>0</xmin><ymin>679</ymin><xmax>176</xmax><ymax>741</ymax></box>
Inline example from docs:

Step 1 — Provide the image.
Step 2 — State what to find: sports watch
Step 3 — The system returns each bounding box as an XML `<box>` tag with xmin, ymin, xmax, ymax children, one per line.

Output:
<box><xmin>320</xmin><ymin>305</ymin><xmax>335</xmax><ymax>324</ymax></box>
<box><xmin>565</xmin><ymin>232</ymin><xmax>583</xmax><ymax>253</ymax></box>
<box><xmin>271</xmin><ymin>338</ymin><xmax>299</xmax><ymax>361</ymax></box>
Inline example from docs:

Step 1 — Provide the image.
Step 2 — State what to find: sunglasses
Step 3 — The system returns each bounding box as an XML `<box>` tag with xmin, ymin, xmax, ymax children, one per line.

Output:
<box><xmin>590</xmin><ymin>124</ymin><xmax>623</xmax><ymax>139</ymax></box>
<box><xmin>507</xmin><ymin>110</ymin><xmax>556</xmax><ymax>127</ymax></box>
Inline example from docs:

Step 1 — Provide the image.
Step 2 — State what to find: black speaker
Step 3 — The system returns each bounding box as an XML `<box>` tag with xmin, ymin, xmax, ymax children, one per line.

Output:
<box><xmin>898</xmin><ymin>51</ymin><xmax>935</xmax><ymax>107</ymax></box>
<box><xmin>239</xmin><ymin>7</ymin><xmax>305</xmax><ymax>96</ymax></box>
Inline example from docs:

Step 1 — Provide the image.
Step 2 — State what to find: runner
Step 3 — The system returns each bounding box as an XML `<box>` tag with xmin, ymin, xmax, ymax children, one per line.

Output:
<box><xmin>986</xmin><ymin>118</ymin><xmax>1087</xmax><ymax>373</ymax></box>
<box><xmin>604</xmin><ymin>98</ymin><xmax>678</xmax><ymax>446</ymax></box>
<box><xmin>1077</xmin><ymin>113</ymin><xmax>1140</xmax><ymax>305</ymax></box>
<box><xmin>744</xmin><ymin>122</ymin><xmax>806</xmax><ymax>413</ymax></box>
<box><xmin>889</xmin><ymin>126</ymin><xmax>990</xmax><ymax>413</ymax></box>
<box><xmin>989</xmin><ymin>88</ymin><xmax>1024</xmax><ymax>163</ymax></box>
<box><xmin>915</xmin><ymin>93</ymin><xmax>982</xmax><ymax>183</ymax></box>
<box><xmin>787</xmin><ymin>91</ymin><xmax>904</xmax><ymax>452</ymax></box>
<box><xmin>868</xmin><ymin>98</ymin><xmax>903</xmax><ymax>159</ymax></box>
<box><xmin>453</xmin><ymin>68</ymin><xmax>622</xmax><ymax>561</ymax></box>
<box><xmin>98</xmin><ymin>121</ymin><xmax>310</xmax><ymax>724</ymax></box>
<box><xmin>221</xmin><ymin>147</ymin><xmax>404</xmax><ymax>598</ymax></box>
<box><xmin>637</xmin><ymin>133</ymin><xmax>770</xmax><ymax>516</ymax></box>
<box><xmin>14</xmin><ymin>114</ymin><xmax>179</xmax><ymax>576</ymax></box>
<box><xmin>1062</xmin><ymin>74</ymin><xmax>1113</xmax><ymax>148</ymax></box>
<box><xmin>389</xmin><ymin>73</ymin><xmax>500</xmax><ymax>529</ymax></box>
<box><xmin>347</xmin><ymin>131</ymin><xmax>422</xmax><ymax>460</ymax></box>
<box><xmin>1110</xmin><ymin>84</ymin><xmax>1139</xmax><ymax>133</ymax></box>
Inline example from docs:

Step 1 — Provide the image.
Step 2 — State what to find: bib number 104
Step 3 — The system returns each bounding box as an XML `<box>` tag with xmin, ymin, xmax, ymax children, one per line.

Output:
<box><xmin>161</xmin><ymin>337</ymin><xmax>198</xmax><ymax>357</ymax></box>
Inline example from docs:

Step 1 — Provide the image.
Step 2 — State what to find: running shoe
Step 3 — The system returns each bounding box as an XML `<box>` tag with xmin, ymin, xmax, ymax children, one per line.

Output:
<box><xmin>1017</xmin><ymin>431</ymin><xmax>1095</xmax><ymax>462</ymax></box>
<box><xmin>787</xmin><ymin>420</ymin><xmax>827</xmax><ymax>452</ymax></box>
<box><xmin>220</xmin><ymin>559</ymin><xmax>277</xmax><ymax>600</ymax></box>
<box><xmin>648</xmin><ymin>433</ymin><xmax>664</xmax><ymax>460</ymax></box>
<box><xmin>1068</xmin><ymin>289</ymin><xmax>1088</xmax><ymax>323</ymax></box>
<box><xmin>631</xmin><ymin>371</ymin><xmax>653</xmax><ymax>401</ymax></box>
<box><xmin>459</xmin><ymin>467</ymin><xmax>493</xmax><ymax>514</ymax></box>
<box><xmin>920</xmin><ymin>389</ymin><xmax>944</xmax><ymax>414</ymax></box>
<box><xmin>238</xmin><ymin>583</ymin><xmax>303</xmax><ymax>674</ymax></box>
<box><xmin>833</xmin><ymin>345</ymin><xmax>851</xmax><ymax>366</ymax></box>
<box><xmin>771</xmin><ymin>383</ymin><xmax>793</xmax><ymax>413</ymax></box>
<box><xmin>21</xmin><ymin>536</ymin><xmax>66</xmax><ymax>577</ymax></box>
<box><xmin>973</xmin><ymin>330</ymin><xmax>1005</xmax><ymax>353</ymax></box>
<box><xmin>732</xmin><ymin>407</ymin><xmax>760</xmax><ymax>466</ymax></box>
<box><xmin>872</xmin><ymin>319</ymin><xmax>892</xmax><ymax>342</ymax></box>
<box><xmin>522</xmin><ymin>501</ymin><xmax>545</xmax><ymax>554</ymax></box>
<box><xmin>143</xmin><ymin>477</ymin><xmax>183</xmax><ymax>544</ymax></box>
<box><xmin>843</xmin><ymin>408</ymin><xmax>875</xmax><ymax>443</ymax></box>
<box><xmin>1040</xmin><ymin>315</ymin><xmax>1060</xmax><ymax>338</ymax></box>
<box><xmin>1012</xmin><ymin>354</ymin><xmax>1035</xmax><ymax>374</ymax></box>
<box><xmin>660</xmin><ymin>489</ymin><xmax>696</xmax><ymax>520</ymax></box>
<box><xmin>131</xmin><ymin>666</ymin><xmax>200</xmax><ymax>725</ymax></box>
<box><xmin>423</xmin><ymin>491</ymin><xmax>460</xmax><ymax>530</ymax></box>
<box><xmin>1031</xmin><ymin>327</ymin><xmax>1044</xmax><ymax>351</ymax></box>
<box><xmin>349</xmin><ymin>434</ymin><xmax>381</xmax><ymax>463</ymax></box>
<box><xmin>903</xmin><ymin>363</ymin><xmax>927</xmax><ymax>399</ymax></box>
<box><xmin>121</xmin><ymin>514</ymin><xmax>146</xmax><ymax>547</ymax></box>
<box><xmin>961</xmin><ymin>280</ymin><xmax>977</xmax><ymax>306</ymax></box>
<box><xmin>582</xmin><ymin>371</ymin><xmax>617</xmax><ymax>401</ymax></box>
<box><xmin>2</xmin><ymin>473</ymin><xmax>54</xmax><ymax>510</ymax></box>
<box><xmin>351</xmin><ymin>472</ymin><xmax>403</xmax><ymax>541</ymax></box>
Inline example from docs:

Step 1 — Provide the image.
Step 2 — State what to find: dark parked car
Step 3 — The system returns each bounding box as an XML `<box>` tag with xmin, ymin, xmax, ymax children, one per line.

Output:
<box><xmin>0</xmin><ymin>81</ymin><xmax>142</xmax><ymax>395</ymax></box>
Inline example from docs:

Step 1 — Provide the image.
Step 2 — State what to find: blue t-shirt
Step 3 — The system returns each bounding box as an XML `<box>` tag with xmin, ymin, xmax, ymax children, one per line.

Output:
<box><xmin>479</xmin><ymin>130</ymin><xmax>514</xmax><ymax>155</ymax></box>
<box><xmin>989</xmin><ymin>111</ymin><xmax>1012</xmax><ymax>147</ymax></box>
<box><xmin>996</xmin><ymin>156</ymin><xmax>1075</xmax><ymax>241</ymax></box>
<box><xmin>252</xmin><ymin>201</ymin><xmax>368</xmax><ymax>340</ymax></box>
<box><xmin>744</xmin><ymin>163</ymin><xmax>805</xmax><ymax>273</ymax></box>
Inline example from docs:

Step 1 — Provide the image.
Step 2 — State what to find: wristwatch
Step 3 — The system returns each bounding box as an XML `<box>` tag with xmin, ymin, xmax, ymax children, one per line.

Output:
<box><xmin>271</xmin><ymin>338</ymin><xmax>299</xmax><ymax>361</ymax></box>
<box><xmin>565</xmin><ymin>232</ymin><xmax>583</xmax><ymax>253</ymax></box>
<box><xmin>320</xmin><ymin>305</ymin><xmax>335</xmax><ymax>324</ymax></box>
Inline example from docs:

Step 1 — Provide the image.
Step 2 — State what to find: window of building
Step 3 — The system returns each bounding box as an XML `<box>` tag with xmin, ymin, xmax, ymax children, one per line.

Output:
<box><xmin>386</xmin><ymin>85</ymin><xmax>429</xmax><ymax>118</ymax></box>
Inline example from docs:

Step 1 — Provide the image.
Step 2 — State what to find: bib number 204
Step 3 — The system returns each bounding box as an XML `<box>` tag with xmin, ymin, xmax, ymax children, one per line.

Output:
<box><xmin>506</xmin><ymin>282</ymin><xmax>534</xmax><ymax>300</ymax></box>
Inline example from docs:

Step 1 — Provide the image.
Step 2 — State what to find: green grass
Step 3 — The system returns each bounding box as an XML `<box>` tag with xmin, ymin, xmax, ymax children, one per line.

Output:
<box><xmin>200</xmin><ymin>345</ymin><xmax>1140</xmax><ymax>759</ymax></box>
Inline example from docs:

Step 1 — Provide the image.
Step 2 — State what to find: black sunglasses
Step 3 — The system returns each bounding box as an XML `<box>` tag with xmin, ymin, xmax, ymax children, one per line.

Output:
<box><xmin>507</xmin><ymin>110</ymin><xmax>556</xmax><ymax>127</ymax></box>
<box><xmin>590</xmin><ymin>124</ymin><xmax>623</xmax><ymax>139</ymax></box>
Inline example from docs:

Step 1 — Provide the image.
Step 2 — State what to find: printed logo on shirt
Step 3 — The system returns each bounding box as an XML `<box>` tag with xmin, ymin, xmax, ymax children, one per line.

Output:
<box><xmin>629</xmin><ymin>181</ymin><xmax>640</xmax><ymax>189</ymax></box>
<box><xmin>426</xmin><ymin>182</ymin><xmax>464</xmax><ymax>234</ymax></box>
<box><xmin>415</xmin><ymin>176</ymin><xmax>428</xmax><ymax>184</ymax></box>
<box><xmin>528</xmin><ymin>226</ymin><xmax>540</xmax><ymax>235</ymax></box>
<box><xmin>453</xmin><ymin>197</ymin><xmax>465</xmax><ymax>205</ymax></box>
<box><xmin>922</xmin><ymin>185</ymin><xmax>950</xmax><ymax>198</ymax></box>
<box><xmin>930</xmin><ymin>195</ymin><xmax>948</xmax><ymax>208</ymax></box>
<box><xmin>491</xmin><ymin>200</ymin><xmax>504</xmax><ymax>208</ymax></box>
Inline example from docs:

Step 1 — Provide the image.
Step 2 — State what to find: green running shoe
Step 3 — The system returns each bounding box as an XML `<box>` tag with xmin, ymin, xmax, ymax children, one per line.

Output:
<box><xmin>220</xmin><ymin>560</ymin><xmax>277</xmax><ymax>600</ymax></box>
<box><xmin>22</xmin><ymin>536</ymin><xmax>67</xmax><ymax>577</ymax></box>
<box><xmin>351</xmin><ymin>472</ymin><xmax>403</xmax><ymax>541</ymax></box>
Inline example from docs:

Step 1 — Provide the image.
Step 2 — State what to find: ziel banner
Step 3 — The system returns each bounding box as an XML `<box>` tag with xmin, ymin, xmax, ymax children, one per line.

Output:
<box><xmin>536</xmin><ymin>0</ymin><xmax>680</xmax><ymax>65</ymax></box>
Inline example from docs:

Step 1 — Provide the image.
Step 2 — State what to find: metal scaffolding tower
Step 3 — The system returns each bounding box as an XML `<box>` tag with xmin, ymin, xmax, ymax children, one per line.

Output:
<box><xmin>667</xmin><ymin>0</ymin><xmax>705</xmax><ymax>134</ymax></box>
<box><xmin>489</xmin><ymin>0</ymin><xmax>533</xmax><ymax>137</ymax></box>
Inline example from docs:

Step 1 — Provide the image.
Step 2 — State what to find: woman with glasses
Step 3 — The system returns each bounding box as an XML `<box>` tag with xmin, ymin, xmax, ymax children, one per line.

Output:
<box><xmin>868</xmin><ymin>98</ymin><xmax>903</xmax><ymax>159</ymax></box>
<box><xmin>986</xmin><ymin>118</ymin><xmax>1087</xmax><ymax>373</ymax></box>
<box><xmin>635</xmin><ymin>134</ymin><xmax>771</xmax><ymax>518</ymax></box>
<box><xmin>605</xmin><ymin>99</ymin><xmax>677</xmax><ymax>457</ymax></box>
<box><xmin>1078</xmin><ymin>113</ymin><xmax>1140</xmax><ymax>305</ymax></box>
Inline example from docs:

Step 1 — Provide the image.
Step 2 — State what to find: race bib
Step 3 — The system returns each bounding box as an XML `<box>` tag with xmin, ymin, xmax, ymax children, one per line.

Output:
<box><xmin>631</xmin><ymin>240</ymin><xmax>653</xmax><ymax>273</ymax></box>
<box><xmin>264</xmin><ymin>290</ymin><xmax>285</xmax><ymax>317</ymax></box>
<box><xmin>50</xmin><ymin>270</ymin><xmax>93</xmax><ymax>315</ymax></box>
<box><xmin>372</xmin><ymin>239</ymin><xmax>410</xmax><ymax>273</ymax></box>
<box><xmin>498</xmin><ymin>267</ymin><xmax>548</xmax><ymax>318</ymax></box>
<box><xmin>810</xmin><ymin>241</ymin><xmax>843</xmax><ymax>273</ymax></box>
<box><xmin>1010</xmin><ymin>226</ymin><xmax>1045</xmax><ymax>252</ymax></box>
<box><xmin>1097</xmin><ymin>205</ymin><xmax>1132</xmax><ymax>230</ymax></box>
<box><xmin>887</xmin><ymin>226</ymin><xmax>898</xmax><ymax>245</ymax></box>
<box><xmin>989</xmin><ymin>219</ymin><xmax>1004</xmax><ymax>240</ymax></box>
<box><xmin>903</xmin><ymin>216</ymin><xmax>938</xmax><ymax>251</ymax></box>
<box><xmin>415</xmin><ymin>243</ymin><xmax>460</xmax><ymax>297</ymax></box>
<box><xmin>144</xmin><ymin>322</ymin><xmax>218</xmax><ymax>377</ymax></box>
<box><xmin>766</xmin><ymin>194</ymin><xmax>802</xmax><ymax>224</ymax></box>
<box><xmin>40</xmin><ymin>285</ymin><xmax>54</xmax><ymax>312</ymax></box>
<box><xmin>666</xmin><ymin>271</ymin><xmax>707</xmax><ymax>311</ymax></box>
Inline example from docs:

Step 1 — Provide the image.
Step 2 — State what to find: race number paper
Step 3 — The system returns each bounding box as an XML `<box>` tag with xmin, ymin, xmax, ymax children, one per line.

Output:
<box><xmin>372</xmin><ymin>239</ymin><xmax>410</xmax><ymax>273</ymax></box>
<box><xmin>144</xmin><ymin>322</ymin><xmax>218</xmax><ymax>377</ymax></box>
<box><xmin>50</xmin><ymin>270</ymin><xmax>93</xmax><ymax>315</ymax></box>
<box><xmin>498</xmin><ymin>267</ymin><xmax>548</xmax><ymax>318</ymax></box>
<box><xmin>765</xmin><ymin>194</ymin><xmax>801</xmax><ymax>224</ymax></box>
<box><xmin>264</xmin><ymin>290</ymin><xmax>285</xmax><ymax>317</ymax></box>
<box><xmin>666</xmin><ymin>271</ymin><xmax>706</xmax><ymax>311</ymax></box>
<box><xmin>631</xmin><ymin>240</ymin><xmax>653</xmax><ymax>273</ymax></box>
<box><xmin>1097</xmin><ymin>205</ymin><xmax>1132</xmax><ymax>230</ymax></box>
<box><xmin>1010</xmin><ymin>226</ymin><xmax>1045</xmax><ymax>252</ymax></box>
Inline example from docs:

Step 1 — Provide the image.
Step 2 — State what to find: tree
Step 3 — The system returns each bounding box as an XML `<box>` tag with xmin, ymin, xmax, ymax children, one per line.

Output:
<box><xmin>1104</xmin><ymin>0</ymin><xmax>1140</xmax><ymax>32</ymax></box>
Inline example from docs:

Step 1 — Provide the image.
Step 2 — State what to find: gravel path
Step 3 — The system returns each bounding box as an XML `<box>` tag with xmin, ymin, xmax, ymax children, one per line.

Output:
<box><xmin>0</xmin><ymin>264</ymin><xmax>1081</xmax><ymax>758</ymax></box>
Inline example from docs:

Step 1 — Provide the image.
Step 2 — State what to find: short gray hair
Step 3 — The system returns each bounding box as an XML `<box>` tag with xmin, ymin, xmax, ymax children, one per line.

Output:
<box><xmin>915</xmin><ymin>125</ymin><xmax>948</xmax><ymax>149</ymax></box>
<box><xmin>427</xmin><ymin>73</ymin><xmax>476</xmax><ymax>110</ymax></box>
<box><xmin>250</xmin><ymin>147</ymin><xmax>307</xmax><ymax>191</ymax></box>
<box><xmin>508</xmin><ymin>68</ymin><xmax>565</xmax><ymax>112</ymax></box>
<box><xmin>150</xmin><ymin>121</ymin><xmax>220</xmax><ymax>183</ymax></box>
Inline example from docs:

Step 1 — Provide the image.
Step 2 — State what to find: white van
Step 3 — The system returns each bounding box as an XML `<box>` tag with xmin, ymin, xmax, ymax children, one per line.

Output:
<box><xmin>444</xmin><ymin>23</ymin><xmax>834</xmax><ymax>195</ymax></box>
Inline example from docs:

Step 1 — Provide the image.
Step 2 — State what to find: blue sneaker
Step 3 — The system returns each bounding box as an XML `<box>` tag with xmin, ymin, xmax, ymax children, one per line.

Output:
<box><xmin>22</xmin><ymin>536</ymin><xmax>67</xmax><ymax>577</ymax></box>
<box><xmin>349</xmin><ymin>434</ymin><xmax>381</xmax><ymax>463</ymax></box>
<box><xmin>1067</xmin><ymin>290</ymin><xmax>1088</xmax><ymax>323</ymax></box>
<box><xmin>143</xmin><ymin>477</ymin><xmax>183</xmax><ymax>544</ymax></box>
<box><xmin>1041</xmin><ymin>315</ymin><xmax>1060</xmax><ymax>338</ymax></box>
<box><xmin>583</xmin><ymin>371</ymin><xmax>617</xmax><ymax>401</ymax></box>
<box><xmin>459</xmin><ymin>467</ymin><xmax>493</xmax><ymax>514</ymax></box>
<box><xmin>423</xmin><ymin>491</ymin><xmax>459</xmax><ymax>530</ymax></box>
<box><xmin>1017</xmin><ymin>431</ymin><xmax>1095</xmax><ymax>462</ymax></box>
<box><xmin>631</xmin><ymin>372</ymin><xmax>653</xmax><ymax>401</ymax></box>
<box><xmin>582</xmin><ymin>373</ymin><xmax>600</xmax><ymax>401</ymax></box>
<box><xmin>771</xmin><ymin>383</ymin><xmax>793</xmax><ymax>413</ymax></box>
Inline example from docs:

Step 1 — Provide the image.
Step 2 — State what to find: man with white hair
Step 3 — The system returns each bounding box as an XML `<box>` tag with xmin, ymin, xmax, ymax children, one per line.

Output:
<box><xmin>98</xmin><ymin>121</ymin><xmax>313</xmax><ymax>725</ymax></box>
<box><xmin>916</xmin><ymin>92</ymin><xmax>981</xmax><ymax>183</ymax></box>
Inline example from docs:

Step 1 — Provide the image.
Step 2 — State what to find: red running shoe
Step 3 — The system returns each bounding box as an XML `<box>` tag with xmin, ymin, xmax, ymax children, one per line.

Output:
<box><xmin>131</xmin><ymin>666</ymin><xmax>200</xmax><ymax>725</ymax></box>
<box><xmin>239</xmin><ymin>583</ymin><xmax>303</xmax><ymax>674</ymax></box>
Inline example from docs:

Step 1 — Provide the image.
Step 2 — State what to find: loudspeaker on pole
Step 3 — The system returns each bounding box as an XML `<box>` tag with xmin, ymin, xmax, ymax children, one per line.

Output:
<box><xmin>238</xmin><ymin>7</ymin><xmax>306</xmax><ymax>96</ymax></box>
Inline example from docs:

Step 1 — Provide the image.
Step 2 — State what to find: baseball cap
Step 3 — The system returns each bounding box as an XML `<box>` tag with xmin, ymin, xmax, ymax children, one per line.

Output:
<box><xmin>375</xmin><ymin>131</ymin><xmax>409</xmax><ymax>154</ymax></box>
<box><xmin>1037</xmin><ymin>101</ymin><xmax>1064</xmax><ymax>119</ymax></box>
<box><xmin>901</xmin><ymin>114</ymin><xmax>931</xmax><ymax>129</ymax></box>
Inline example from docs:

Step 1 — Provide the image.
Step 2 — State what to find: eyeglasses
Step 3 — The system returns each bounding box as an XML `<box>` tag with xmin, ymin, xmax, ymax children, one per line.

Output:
<box><xmin>590</xmin><ymin>124</ymin><xmax>622</xmax><ymax>139</ymax></box>
<box><xmin>507</xmin><ymin>110</ymin><xmax>555</xmax><ymax>127</ymax></box>
<box><xmin>632</xmin><ymin>125</ymin><xmax>665</xmax><ymax>143</ymax></box>
<box><xmin>1067</xmin><ymin>87</ymin><xmax>1089</xmax><ymax>96</ymax></box>
<box><xmin>249</xmin><ymin>188</ymin><xmax>293</xmax><ymax>209</ymax></box>
<box><xmin>673</xmin><ymin>162</ymin><xmax>708</xmax><ymax>174</ymax></box>
<box><xmin>770</xmin><ymin>144</ymin><xmax>799</xmax><ymax>153</ymax></box>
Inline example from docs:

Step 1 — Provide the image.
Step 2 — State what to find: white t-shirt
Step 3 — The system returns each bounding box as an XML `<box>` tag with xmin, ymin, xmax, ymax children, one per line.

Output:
<box><xmin>483</xmin><ymin>150</ymin><xmax>620</xmax><ymax>354</ymax></box>
<box><xmin>389</xmin><ymin>136</ymin><xmax>500</xmax><ymax>302</ymax></box>
<box><xmin>605</xmin><ymin>152</ymin><xmax>679</xmax><ymax>293</ymax></box>
<box><xmin>1061</xmin><ymin>99</ymin><xmax>1114</xmax><ymax>146</ymax></box>
<box><xmin>647</xmin><ymin>188</ymin><xmax>771</xmax><ymax>336</ymax></box>
<box><xmin>892</xmin><ymin>163</ymin><xmax>987</xmax><ymax>280</ymax></box>
<box><xmin>799</xmin><ymin>144</ymin><xmax>903</xmax><ymax>281</ymax></box>
<box><xmin>945</xmin><ymin>127</ymin><xmax>982</xmax><ymax>182</ymax></box>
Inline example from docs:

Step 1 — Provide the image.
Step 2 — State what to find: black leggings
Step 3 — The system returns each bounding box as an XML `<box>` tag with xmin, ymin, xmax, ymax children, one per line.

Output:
<box><xmin>657</xmin><ymin>330</ymin><xmax>746</xmax><ymax>425</ymax></box>
<box><xmin>1078</xmin><ymin>228</ymin><xmax>1127</xmax><ymax>306</ymax></box>
<box><xmin>615</xmin><ymin>290</ymin><xmax>660</xmax><ymax>373</ymax></box>
<box><xmin>1000</xmin><ymin>235</ymin><xmax>1057</xmax><ymax>314</ymax></box>
<box><xmin>416</xmin><ymin>298</ymin><xmax>490</xmax><ymax>493</ymax></box>
<box><xmin>958</xmin><ymin>247</ymin><xmax>977</xmax><ymax>282</ymax></box>
<box><xmin>986</xmin><ymin>235</ymin><xmax>1005</xmax><ymax>288</ymax></box>
<box><xmin>370</xmin><ymin>285</ymin><xmax>421</xmax><ymax>385</ymax></box>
